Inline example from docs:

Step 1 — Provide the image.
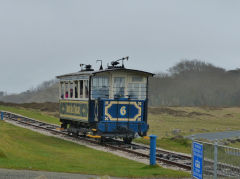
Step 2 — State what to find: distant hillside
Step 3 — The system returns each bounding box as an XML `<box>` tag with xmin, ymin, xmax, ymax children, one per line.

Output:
<box><xmin>0</xmin><ymin>80</ymin><xmax>58</xmax><ymax>103</ymax></box>
<box><xmin>1</xmin><ymin>60</ymin><xmax>240</xmax><ymax>107</ymax></box>
<box><xmin>149</xmin><ymin>60</ymin><xmax>240</xmax><ymax>107</ymax></box>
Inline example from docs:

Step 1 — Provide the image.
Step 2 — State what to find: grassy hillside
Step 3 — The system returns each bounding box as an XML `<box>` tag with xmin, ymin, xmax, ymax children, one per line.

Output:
<box><xmin>0</xmin><ymin>105</ymin><xmax>60</xmax><ymax>125</ymax></box>
<box><xmin>0</xmin><ymin>121</ymin><xmax>189</xmax><ymax>178</ymax></box>
<box><xmin>136</xmin><ymin>106</ymin><xmax>240</xmax><ymax>153</ymax></box>
<box><xmin>1</xmin><ymin>104</ymin><xmax>240</xmax><ymax>154</ymax></box>
<box><xmin>148</xmin><ymin>106</ymin><xmax>240</xmax><ymax>137</ymax></box>
<box><xmin>0</xmin><ymin>81</ymin><xmax>58</xmax><ymax>103</ymax></box>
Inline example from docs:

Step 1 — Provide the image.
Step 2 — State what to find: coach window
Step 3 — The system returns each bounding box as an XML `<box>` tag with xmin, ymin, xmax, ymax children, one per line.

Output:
<box><xmin>113</xmin><ymin>77</ymin><xmax>125</xmax><ymax>98</ymax></box>
<box><xmin>60</xmin><ymin>82</ymin><xmax>64</xmax><ymax>99</ymax></box>
<box><xmin>73</xmin><ymin>81</ymin><xmax>78</xmax><ymax>98</ymax></box>
<box><xmin>69</xmin><ymin>81</ymin><xmax>74</xmax><ymax>98</ymax></box>
<box><xmin>79</xmin><ymin>80</ymin><xmax>83</xmax><ymax>98</ymax></box>
<box><xmin>59</xmin><ymin>82</ymin><xmax>61</xmax><ymax>99</ymax></box>
<box><xmin>64</xmin><ymin>82</ymin><xmax>69</xmax><ymax>99</ymax></box>
<box><xmin>68</xmin><ymin>81</ymin><xmax>71</xmax><ymax>99</ymax></box>
<box><xmin>128</xmin><ymin>76</ymin><xmax>146</xmax><ymax>100</ymax></box>
<box><xmin>92</xmin><ymin>76</ymin><xmax>109</xmax><ymax>99</ymax></box>
<box><xmin>74</xmin><ymin>81</ymin><xmax>78</xmax><ymax>98</ymax></box>
<box><xmin>132</xmin><ymin>76</ymin><xmax>143</xmax><ymax>83</ymax></box>
<box><xmin>84</xmin><ymin>80</ymin><xmax>89</xmax><ymax>98</ymax></box>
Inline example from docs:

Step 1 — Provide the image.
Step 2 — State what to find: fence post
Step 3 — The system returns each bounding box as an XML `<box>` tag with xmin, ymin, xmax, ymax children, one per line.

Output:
<box><xmin>1</xmin><ymin>112</ymin><xmax>3</xmax><ymax>120</ymax></box>
<box><xmin>214</xmin><ymin>140</ymin><xmax>218</xmax><ymax>179</ymax></box>
<box><xmin>150</xmin><ymin>135</ymin><xmax>157</xmax><ymax>165</ymax></box>
<box><xmin>191</xmin><ymin>135</ymin><xmax>195</xmax><ymax>178</ymax></box>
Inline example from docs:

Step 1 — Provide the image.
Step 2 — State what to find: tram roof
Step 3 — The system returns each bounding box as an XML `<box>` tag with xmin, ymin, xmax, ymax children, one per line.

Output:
<box><xmin>56</xmin><ymin>68</ymin><xmax>154</xmax><ymax>79</ymax></box>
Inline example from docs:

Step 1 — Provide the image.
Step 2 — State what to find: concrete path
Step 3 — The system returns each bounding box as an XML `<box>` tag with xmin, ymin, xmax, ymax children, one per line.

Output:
<box><xmin>0</xmin><ymin>168</ymin><xmax>118</xmax><ymax>179</ymax></box>
<box><xmin>0</xmin><ymin>168</ymin><xmax>191</xmax><ymax>179</ymax></box>
<box><xmin>187</xmin><ymin>130</ymin><xmax>240</xmax><ymax>141</ymax></box>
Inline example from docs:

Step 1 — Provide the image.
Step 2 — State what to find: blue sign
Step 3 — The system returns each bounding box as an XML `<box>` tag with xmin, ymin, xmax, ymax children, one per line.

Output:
<box><xmin>104</xmin><ymin>100</ymin><xmax>143</xmax><ymax>121</ymax></box>
<box><xmin>193</xmin><ymin>142</ymin><xmax>203</xmax><ymax>179</ymax></box>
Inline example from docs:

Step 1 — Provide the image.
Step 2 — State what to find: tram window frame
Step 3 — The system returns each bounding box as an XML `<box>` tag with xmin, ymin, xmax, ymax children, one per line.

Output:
<box><xmin>113</xmin><ymin>77</ymin><xmax>126</xmax><ymax>98</ymax></box>
<box><xmin>65</xmin><ymin>82</ymin><xmax>69</xmax><ymax>99</ymax></box>
<box><xmin>91</xmin><ymin>76</ymin><xmax>109</xmax><ymax>99</ymax></box>
<box><xmin>69</xmin><ymin>82</ymin><xmax>74</xmax><ymax>98</ymax></box>
<box><xmin>59</xmin><ymin>82</ymin><xmax>63</xmax><ymax>99</ymax></box>
<box><xmin>59</xmin><ymin>79</ymin><xmax>89</xmax><ymax>100</ymax></box>
<box><xmin>84</xmin><ymin>80</ymin><xmax>89</xmax><ymax>99</ymax></box>
<box><xmin>73</xmin><ymin>80</ymin><xmax>78</xmax><ymax>98</ymax></box>
<box><xmin>127</xmin><ymin>76</ymin><xmax>147</xmax><ymax>100</ymax></box>
<box><xmin>77</xmin><ymin>79</ymin><xmax>88</xmax><ymax>100</ymax></box>
<box><xmin>78</xmin><ymin>80</ymin><xmax>82</xmax><ymax>98</ymax></box>
<box><xmin>132</xmin><ymin>76</ymin><xmax>144</xmax><ymax>82</ymax></box>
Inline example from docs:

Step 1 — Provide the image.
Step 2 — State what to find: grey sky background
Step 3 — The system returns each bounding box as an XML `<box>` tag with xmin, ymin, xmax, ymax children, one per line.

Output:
<box><xmin>0</xmin><ymin>0</ymin><xmax>240</xmax><ymax>93</ymax></box>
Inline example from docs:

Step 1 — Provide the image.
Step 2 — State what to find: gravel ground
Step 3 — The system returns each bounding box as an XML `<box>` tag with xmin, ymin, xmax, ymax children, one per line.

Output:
<box><xmin>187</xmin><ymin>130</ymin><xmax>240</xmax><ymax>141</ymax></box>
<box><xmin>0</xmin><ymin>168</ymin><xmax>119</xmax><ymax>179</ymax></box>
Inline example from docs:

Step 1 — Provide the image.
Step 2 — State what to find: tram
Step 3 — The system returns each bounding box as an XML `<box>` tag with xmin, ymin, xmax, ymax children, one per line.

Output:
<box><xmin>57</xmin><ymin>57</ymin><xmax>154</xmax><ymax>143</ymax></box>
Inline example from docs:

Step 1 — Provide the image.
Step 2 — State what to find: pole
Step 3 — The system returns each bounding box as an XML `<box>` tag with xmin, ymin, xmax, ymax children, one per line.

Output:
<box><xmin>213</xmin><ymin>140</ymin><xmax>218</xmax><ymax>179</ymax></box>
<box><xmin>150</xmin><ymin>135</ymin><xmax>157</xmax><ymax>165</ymax></box>
<box><xmin>191</xmin><ymin>135</ymin><xmax>194</xmax><ymax>178</ymax></box>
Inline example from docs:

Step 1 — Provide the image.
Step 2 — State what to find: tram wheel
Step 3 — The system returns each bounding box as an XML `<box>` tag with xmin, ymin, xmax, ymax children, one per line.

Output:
<box><xmin>123</xmin><ymin>137</ymin><xmax>133</xmax><ymax>144</ymax></box>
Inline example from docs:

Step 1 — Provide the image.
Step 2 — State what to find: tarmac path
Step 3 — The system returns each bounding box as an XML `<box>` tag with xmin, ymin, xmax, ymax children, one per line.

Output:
<box><xmin>0</xmin><ymin>168</ymin><xmax>118</xmax><ymax>179</ymax></box>
<box><xmin>188</xmin><ymin>130</ymin><xmax>240</xmax><ymax>141</ymax></box>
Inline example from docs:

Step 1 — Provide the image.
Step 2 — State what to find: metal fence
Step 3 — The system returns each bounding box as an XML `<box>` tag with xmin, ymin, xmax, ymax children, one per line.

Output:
<box><xmin>193</xmin><ymin>139</ymin><xmax>240</xmax><ymax>178</ymax></box>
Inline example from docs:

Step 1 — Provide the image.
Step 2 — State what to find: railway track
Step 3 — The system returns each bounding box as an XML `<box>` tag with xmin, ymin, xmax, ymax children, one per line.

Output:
<box><xmin>0</xmin><ymin>111</ymin><xmax>192</xmax><ymax>171</ymax></box>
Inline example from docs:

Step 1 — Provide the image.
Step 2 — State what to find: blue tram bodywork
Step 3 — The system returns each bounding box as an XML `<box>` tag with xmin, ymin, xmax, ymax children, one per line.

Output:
<box><xmin>91</xmin><ymin>99</ymin><xmax>148</xmax><ymax>137</ymax></box>
<box><xmin>57</xmin><ymin>60</ymin><xmax>153</xmax><ymax>143</ymax></box>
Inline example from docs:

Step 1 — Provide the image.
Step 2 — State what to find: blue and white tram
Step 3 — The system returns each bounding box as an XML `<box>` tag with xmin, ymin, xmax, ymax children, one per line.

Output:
<box><xmin>57</xmin><ymin>58</ymin><xmax>154</xmax><ymax>143</ymax></box>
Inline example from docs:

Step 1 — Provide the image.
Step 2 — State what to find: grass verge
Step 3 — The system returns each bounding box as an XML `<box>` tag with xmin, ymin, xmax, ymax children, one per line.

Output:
<box><xmin>135</xmin><ymin>136</ymin><xmax>192</xmax><ymax>154</ymax></box>
<box><xmin>0</xmin><ymin>105</ymin><xmax>60</xmax><ymax>125</ymax></box>
<box><xmin>0</xmin><ymin>121</ymin><xmax>189</xmax><ymax>178</ymax></box>
<box><xmin>4</xmin><ymin>105</ymin><xmax>238</xmax><ymax>155</ymax></box>
<box><xmin>145</xmin><ymin>107</ymin><xmax>240</xmax><ymax>153</ymax></box>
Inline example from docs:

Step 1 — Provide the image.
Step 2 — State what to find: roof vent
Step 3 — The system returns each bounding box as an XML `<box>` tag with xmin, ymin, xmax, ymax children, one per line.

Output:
<box><xmin>108</xmin><ymin>56</ymin><xmax>129</xmax><ymax>69</ymax></box>
<box><xmin>80</xmin><ymin>64</ymin><xmax>94</xmax><ymax>71</ymax></box>
<box><xmin>96</xmin><ymin>60</ymin><xmax>103</xmax><ymax>70</ymax></box>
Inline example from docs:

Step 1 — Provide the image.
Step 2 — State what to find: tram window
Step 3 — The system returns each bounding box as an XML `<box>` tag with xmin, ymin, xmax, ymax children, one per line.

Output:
<box><xmin>128</xmin><ymin>83</ymin><xmax>146</xmax><ymax>100</ymax></box>
<box><xmin>85</xmin><ymin>80</ymin><xmax>89</xmax><ymax>98</ymax></box>
<box><xmin>60</xmin><ymin>82</ymin><xmax>64</xmax><ymax>99</ymax></box>
<box><xmin>132</xmin><ymin>76</ymin><xmax>143</xmax><ymax>82</ymax></box>
<box><xmin>61</xmin><ymin>80</ymin><xmax>89</xmax><ymax>99</ymax></box>
<box><xmin>113</xmin><ymin>77</ymin><xmax>125</xmax><ymax>98</ymax></box>
<box><xmin>80</xmin><ymin>80</ymin><xmax>83</xmax><ymax>98</ymax></box>
<box><xmin>140</xmin><ymin>83</ymin><xmax>147</xmax><ymax>99</ymax></box>
<box><xmin>92</xmin><ymin>76</ymin><xmax>109</xmax><ymax>99</ymax></box>
<box><xmin>65</xmin><ymin>82</ymin><xmax>69</xmax><ymax>99</ymax></box>
<box><xmin>128</xmin><ymin>83</ymin><xmax>138</xmax><ymax>99</ymax></box>
<box><xmin>70</xmin><ymin>82</ymin><xmax>74</xmax><ymax>98</ymax></box>
<box><xmin>74</xmin><ymin>81</ymin><xmax>78</xmax><ymax>98</ymax></box>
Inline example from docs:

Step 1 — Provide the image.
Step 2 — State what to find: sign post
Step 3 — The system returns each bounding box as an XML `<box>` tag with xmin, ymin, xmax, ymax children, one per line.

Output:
<box><xmin>213</xmin><ymin>140</ymin><xmax>218</xmax><ymax>179</ymax></box>
<box><xmin>150</xmin><ymin>135</ymin><xmax>157</xmax><ymax>165</ymax></box>
<box><xmin>1</xmin><ymin>112</ymin><xmax>3</xmax><ymax>120</ymax></box>
<box><xmin>192</xmin><ymin>142</ymin><xmax>203</xmax><ymax>179</ymax></box>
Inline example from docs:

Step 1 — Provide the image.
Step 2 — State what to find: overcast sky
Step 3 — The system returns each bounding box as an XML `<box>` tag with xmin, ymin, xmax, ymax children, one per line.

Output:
<box><xmin>0</xmin><ymin>0</ymin><xmax>240</xmax><ymax>93</ymax></box>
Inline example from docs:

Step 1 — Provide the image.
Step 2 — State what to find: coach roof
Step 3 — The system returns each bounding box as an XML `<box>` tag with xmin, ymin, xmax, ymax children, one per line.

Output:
<box><xmin>56</xmin><ymin>68</ymin><xmax>154</xmax><ymax>79</ymax></box>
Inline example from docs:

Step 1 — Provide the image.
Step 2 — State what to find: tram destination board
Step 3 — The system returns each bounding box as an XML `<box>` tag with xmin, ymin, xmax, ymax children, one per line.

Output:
<box><xmin>192</xmin><ymin>142</ymin><xmax>203</xmax><ymax>179</ymax></box>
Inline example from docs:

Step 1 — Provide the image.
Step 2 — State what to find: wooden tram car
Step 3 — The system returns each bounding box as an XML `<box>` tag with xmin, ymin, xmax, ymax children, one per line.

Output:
<box><xmin>57</xmin><ymin>58</ymin><xmax>154</xmax><ymax>143</ymax></box>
